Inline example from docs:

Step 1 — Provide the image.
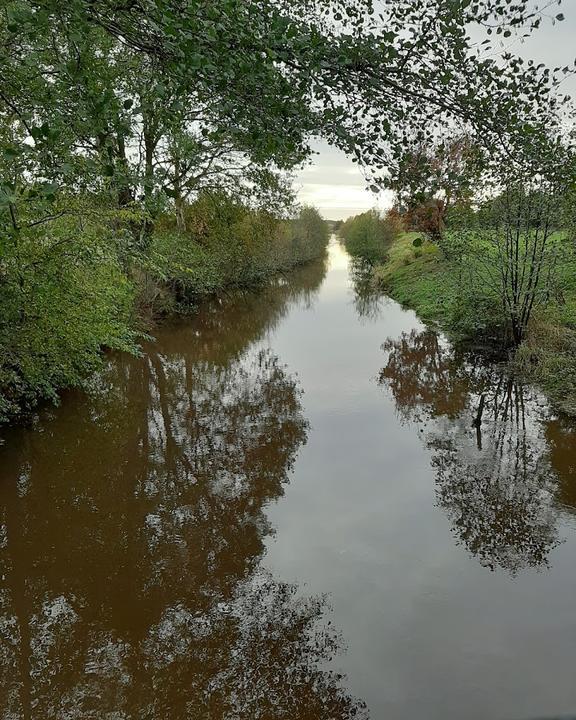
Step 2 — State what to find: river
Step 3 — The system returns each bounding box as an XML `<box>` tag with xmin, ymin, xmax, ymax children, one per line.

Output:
<box><xmin>1</xmin><ymin>238</ymin><xmax>575</xmax><ymax>719</ymax></box>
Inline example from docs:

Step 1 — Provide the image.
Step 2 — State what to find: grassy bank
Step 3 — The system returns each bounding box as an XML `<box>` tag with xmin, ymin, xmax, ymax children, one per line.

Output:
<box><xmin>0</xmin><ymin>196</ymin><xmax>328</xmax><ymax>425</ymax></box>
<box><xmin>375</xmin><ymin>233</ymin><xmax>454</xmax><ymax>327</ymax></box>
<box><xmin>374</xmin><ymin>233</ymin><xmax>576</xmax><ymax>416</ymax></box>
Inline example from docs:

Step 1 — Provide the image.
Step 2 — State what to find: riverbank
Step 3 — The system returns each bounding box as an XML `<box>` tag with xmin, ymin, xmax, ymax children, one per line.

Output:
<box><xmin>0</xmin><ymin>199</ymin><xmax>329</xmax><ymax>426</ymax></box>
<box><xmin>374</xmin><ymin>233</ymin><xmax>576</xmax><ymax>416</ymax></box>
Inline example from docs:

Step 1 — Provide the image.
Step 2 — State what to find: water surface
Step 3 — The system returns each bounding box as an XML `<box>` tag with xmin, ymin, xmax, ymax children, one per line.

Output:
<box><xmin>1</xmin><ymin>239</ymin><xmax>576</xmax><ymax>719</ymax></box>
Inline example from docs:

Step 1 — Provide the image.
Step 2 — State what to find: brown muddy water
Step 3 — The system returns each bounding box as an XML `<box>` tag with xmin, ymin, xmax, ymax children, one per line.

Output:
<box><xmin>1</xmin><ymin>239</ymin><xmax>576</xmax><ymax>720</ymax></box>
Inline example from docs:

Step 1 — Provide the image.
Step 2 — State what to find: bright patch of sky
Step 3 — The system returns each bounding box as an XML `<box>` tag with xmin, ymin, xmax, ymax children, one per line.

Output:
<box><xmin>294</xmin><ymin>139</ymin><xmax>394</xmax><ymax>222</ymax></box>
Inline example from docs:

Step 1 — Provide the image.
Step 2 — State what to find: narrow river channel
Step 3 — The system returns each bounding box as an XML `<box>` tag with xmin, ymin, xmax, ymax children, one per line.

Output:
<box><xmin>1</xmin><ymin>238</ymin><xmax>576</xmax><ymax>719</ymax></box>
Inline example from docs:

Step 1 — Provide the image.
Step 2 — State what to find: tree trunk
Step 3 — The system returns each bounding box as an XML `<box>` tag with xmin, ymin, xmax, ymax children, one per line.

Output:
<box><xmin>116</xmin><ymin>131</ymin><xmax>134</xmax><ymax>208</ymax></box>
<box><xmin>141</xmin><ymin>113</ymin><xmax>159</xmax><ymax>244</ymax></box>
<box><xmin>173</xmin><ymin>155</ymin><xmax>186</xmax><ymax>232</ymax></box>
<box><xmin>142</xmin><ymin>110</ymin><xmax>156</xmax><ymax>206</ymax></box>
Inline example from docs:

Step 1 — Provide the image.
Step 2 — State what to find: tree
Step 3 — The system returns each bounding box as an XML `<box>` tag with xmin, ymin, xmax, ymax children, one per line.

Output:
<box><xmin>1</xmin><ymin>0</ymin><xmax>570</xmax><ymax>211</ymax></box>
<box><xmin>452</xmin><ymin>162</ymin><xmax>576</xmax><ymax>346</ymax></box>
<box><xmin>339</xmin><ymin>209</ymin><xmax>400</xmax><ymax>264</ymax></box>
<box><xmin>386</xmin><ymin>134</ymin><xmax>482</xmax><ymax>241</ymax></box>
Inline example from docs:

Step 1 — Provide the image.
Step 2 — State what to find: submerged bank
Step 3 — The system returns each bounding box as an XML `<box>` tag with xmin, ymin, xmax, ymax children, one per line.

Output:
<box><xmin>372</xmin><ymin>233</ymin><xmax>576</xmax><ymax>416</ymax></box>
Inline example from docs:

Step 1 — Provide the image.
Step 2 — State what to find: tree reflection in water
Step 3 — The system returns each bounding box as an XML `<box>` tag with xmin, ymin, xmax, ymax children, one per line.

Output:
<box><xmin>379</xmin><ymin>328</ymin><xmax>576</xmax><ymax>575</ymax></box>
<box><xmin>0</xmin><ymin>257</ymin><xmax>367</xmax><ymax>719</ymax></box>
<box><xmin>349</xmin><ymin>258</ymin><xmax>386</xmax><ymax>322</ymax></box>
<box><xmin>546</xmin><ymin>416</ymin><xmax>576</xmax><ymax>515</ymax></box>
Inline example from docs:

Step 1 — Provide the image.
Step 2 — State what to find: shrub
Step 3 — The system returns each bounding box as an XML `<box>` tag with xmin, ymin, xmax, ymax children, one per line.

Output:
<box><xmin>147</xmin><ymin>195</ymin><xmax>329</xmax><ymax>308</ymax></box>
<box><xmin>0</xmin><ymin>190</ymin><xmax>328</xmax><ymax>423</ymax></box>
<box><xmin>404</xmin><ymin>199</ymin><xmax>445</xmax><ymax>241</ymax></box>
<box><xmin>0</xmin><ymin>211</ymin><xmax>138</xmax><ymax>422</ymax></box>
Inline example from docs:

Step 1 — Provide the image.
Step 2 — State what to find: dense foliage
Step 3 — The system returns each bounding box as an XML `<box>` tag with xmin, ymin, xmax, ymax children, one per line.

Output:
<box><xmin>386</xmin><ymin>135</ymin><xmax>482</xmax><ymax>241</ymax></box>
<box><xmin>149</xmin><ymin>200</ymin><xmax>329</xmax><ymax>308</ymax></box>
<box><xmin>2</xmin><ymin>0</ymin><xmax>568</xmax><ymax>182</ymax></box>
<box><xmin>0</xmin><ymin>198</ymin><xmax>328</xmax><ymax>423</ymax></box>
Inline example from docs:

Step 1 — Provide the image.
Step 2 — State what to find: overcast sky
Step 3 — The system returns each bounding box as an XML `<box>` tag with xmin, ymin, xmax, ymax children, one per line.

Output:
<box><xmin>295</xmin><ymin>4</ymin><xmax>576</xmax><ymax>221</ymax></box>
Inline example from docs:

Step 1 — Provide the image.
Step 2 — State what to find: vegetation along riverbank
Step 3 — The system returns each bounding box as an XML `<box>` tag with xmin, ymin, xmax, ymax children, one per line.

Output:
<box><xmin>0</xmin><ymin>193</ymin><xmax>328</xmax><ymax>425</ymax></box>
<box><xmin>339</xmin><ymin>155</ymin><xmax>576</xmax><ymax>415</ymax></box>
<box><xmin>377</xmin><ymin>232</ymin><xmax>576</xmax><ymax>416</ymax></box>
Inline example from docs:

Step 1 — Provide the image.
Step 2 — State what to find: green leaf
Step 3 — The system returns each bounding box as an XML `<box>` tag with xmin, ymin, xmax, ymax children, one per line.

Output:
<box><xmin>40</xmin><ymin>182</ymin><xmax>59</xmax><ymax>196</ymax></box>
<box><xmin>3</xmin><ymin>145</ymin><xmax>20</xmax><ymax>159</ymax></box>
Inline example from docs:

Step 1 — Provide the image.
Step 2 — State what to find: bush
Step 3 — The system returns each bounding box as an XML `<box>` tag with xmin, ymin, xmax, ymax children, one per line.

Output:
<box><xmin>404</xmin><ymin>199</ymin><xmax>445</xmax><ymax>241</ymax></box>
<box><xmin>516</xmin><ymin>312</ymin><xmax>576</xmax><ymax>415</ymax></box>
<box><xmin>288</xmin><ymin>206</ymin><xmax>331</xmax><ymax>265</ymax></box>
<box><xmin>0</xmin><ymin>211</ymin><xmax>138</xmax><ymax>422</ymax></box>
<box><xmin>0</xmin><ymin>190</ymin><xmax>328</xmax><ymax>423</ymax></box>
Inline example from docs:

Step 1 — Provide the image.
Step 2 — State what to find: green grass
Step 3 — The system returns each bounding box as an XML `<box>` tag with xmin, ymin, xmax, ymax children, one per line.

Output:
<box><xmin>375</xmin><ymin>233</ymin><xmax>450</xmax><ymax>326</ymax></box>
<box><xmin>374</xmin><ymin>232</ymin><xmax>501</xmax><ymax>338</ymax></box>
<box><xmin>516</xmin><ymin>305</ymin><xmax>576</xmax><ymax>416</ymax></box>
<box><xmin>515</xmin><ymin>232</ymin><xmax>576</xmax><ymax>415</ymax></box>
